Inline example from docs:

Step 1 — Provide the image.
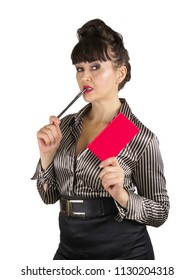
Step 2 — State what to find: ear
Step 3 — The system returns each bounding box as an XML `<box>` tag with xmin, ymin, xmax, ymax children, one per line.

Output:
<box><xmin>116</xmin><ymin>66</ymin><xmax>127</xmax><ymax>85</ymax></box>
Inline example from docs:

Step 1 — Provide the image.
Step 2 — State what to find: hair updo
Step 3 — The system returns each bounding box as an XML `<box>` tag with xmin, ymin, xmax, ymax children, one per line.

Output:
<box><xmin>71</xmin><ymin>19</ymin><xmax>131</xmax><ymax>91</ymax></box>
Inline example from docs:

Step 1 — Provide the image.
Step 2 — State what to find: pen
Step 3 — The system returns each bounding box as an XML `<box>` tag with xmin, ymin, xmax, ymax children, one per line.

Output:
<box><xmin>57</xmin><ymin>88</ymin><xmax>89</xmax><ymax>119</ymax></box>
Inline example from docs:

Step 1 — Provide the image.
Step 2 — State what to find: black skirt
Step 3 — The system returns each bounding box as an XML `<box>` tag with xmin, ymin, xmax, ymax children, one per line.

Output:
<box><xmin>53</xmin><ymin>212</ymin><xmax>154</xmax><ymax>260</ymax></box>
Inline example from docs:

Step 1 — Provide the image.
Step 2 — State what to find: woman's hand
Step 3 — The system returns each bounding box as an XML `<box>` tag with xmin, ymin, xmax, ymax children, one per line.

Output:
<box><xmin>99</xmin><ymin>157</ymin><xmax>128</xmax><ymax>208</ymax></box>
<box><xmin>37</xmin><ymin>116</ymin><xmax>62</xmax><ymax>170</ymax></box>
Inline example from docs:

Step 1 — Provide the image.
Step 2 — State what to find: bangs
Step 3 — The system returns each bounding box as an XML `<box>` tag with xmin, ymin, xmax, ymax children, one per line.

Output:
<box><xmin>71</xmin><ymin>36</ymin><xmax>111</xmax><ymax>64</ymax></box>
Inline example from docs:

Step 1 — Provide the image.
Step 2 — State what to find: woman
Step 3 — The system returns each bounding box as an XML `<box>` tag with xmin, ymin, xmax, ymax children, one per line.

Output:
<box><xmin>32</xmin><ymin>18</ymin><xmax>170</xmax><ymax>260</ymax></box>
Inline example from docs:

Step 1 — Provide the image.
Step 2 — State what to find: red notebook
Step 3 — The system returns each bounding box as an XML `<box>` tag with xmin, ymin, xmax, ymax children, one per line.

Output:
<box><xmin>87</xmin><ymin>112</ymin><xmax>139</xmax><ymax>161</ymax></box>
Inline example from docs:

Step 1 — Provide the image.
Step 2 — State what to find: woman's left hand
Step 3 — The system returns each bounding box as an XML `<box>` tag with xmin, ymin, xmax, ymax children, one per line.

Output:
<box><xmin>99</xmin><ymin>157</ymin><xmax>129</xmax><ymax>208</ymax></box>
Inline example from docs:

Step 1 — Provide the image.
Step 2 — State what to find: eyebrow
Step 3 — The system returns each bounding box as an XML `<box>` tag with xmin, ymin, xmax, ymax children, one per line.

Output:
<box><xmin>75</xmin><ymin>61</ymin><xmax>101</xmax><ymax>66</ymax></box>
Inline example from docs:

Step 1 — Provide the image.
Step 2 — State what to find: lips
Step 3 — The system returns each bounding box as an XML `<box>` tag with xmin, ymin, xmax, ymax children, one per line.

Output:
<box><xmin>83</xmin><ymin>85</ymin><xmax>94</xmax><ymax>94</ymax></box>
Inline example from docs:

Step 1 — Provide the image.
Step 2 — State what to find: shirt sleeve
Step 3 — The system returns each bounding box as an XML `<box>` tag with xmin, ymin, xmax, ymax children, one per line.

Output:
<box><xmin>115</xmin><ymin>135</ymin><xmax>170</xmax><ymax>227</ymax></box>
<box><xmin>31</xmin><ymin>160</ymin><xmax>60</xmax><ymax>204</ymax></box>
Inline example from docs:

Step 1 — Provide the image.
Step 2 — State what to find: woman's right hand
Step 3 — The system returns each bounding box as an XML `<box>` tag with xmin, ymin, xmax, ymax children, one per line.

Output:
<box><xmin>37</xmin><ymin>116</ymin><xmax>62</xmax><ymax>170</ymax></box>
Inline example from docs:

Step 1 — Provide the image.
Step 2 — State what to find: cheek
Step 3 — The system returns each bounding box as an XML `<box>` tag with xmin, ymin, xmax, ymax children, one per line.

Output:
<box><xmin>76</xmin><ymin>74</ymin><xmax>81</xmax><ymax>84</ymax></box>
<box><xmin>96</xmin><ymin>70</ymin><xmax>116</xmax><ymax>84</ymax></box>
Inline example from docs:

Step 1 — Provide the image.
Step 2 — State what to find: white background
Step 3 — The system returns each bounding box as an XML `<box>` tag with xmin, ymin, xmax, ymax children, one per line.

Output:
<box><xmin>0</xmin><ymin>0</ymin><xmax>194</xmax><ymax>279</ymax></box>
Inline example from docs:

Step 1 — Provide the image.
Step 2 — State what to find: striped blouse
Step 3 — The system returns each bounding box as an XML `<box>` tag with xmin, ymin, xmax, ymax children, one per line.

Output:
<box><xmin>32</xmin><ymin>98</ymin><xmax>170</xmax><ymax>226</ymax></box>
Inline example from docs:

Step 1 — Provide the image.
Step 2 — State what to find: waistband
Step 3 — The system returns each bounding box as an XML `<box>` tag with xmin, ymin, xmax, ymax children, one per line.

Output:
<box><xmin>60</xmin><ymin>196</ymin><xmax>117</xmax><ymax>219</ymax></box>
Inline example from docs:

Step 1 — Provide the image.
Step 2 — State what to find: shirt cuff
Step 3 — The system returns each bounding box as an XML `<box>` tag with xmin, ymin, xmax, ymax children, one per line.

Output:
<box><xmin>31</xmin><ymin>160</ymin><xmax>54</xmax><ymax>183</ymax></box>
<box><xmin>114</xmin><ymin>186</ymin><xmax>146</xmax><ymax>222</ymax></box>
<box><xmin>113</xmin><ymin>188</ymin><xmax>129</xmax><ymax>221</ymax></box>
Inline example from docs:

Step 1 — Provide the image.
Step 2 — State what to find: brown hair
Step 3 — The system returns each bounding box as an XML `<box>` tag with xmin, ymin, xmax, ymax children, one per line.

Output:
<box><xmin>71</xmin><ymin>19</ymin><xmax>131</xmax><ymax>91</ymax></box>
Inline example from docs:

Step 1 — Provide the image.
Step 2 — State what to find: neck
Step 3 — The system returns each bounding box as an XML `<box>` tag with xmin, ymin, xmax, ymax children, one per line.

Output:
<box><xmin>87</xmin><ymin>98</ymin><xmax>122</xmax><ymax>123</ymax></box>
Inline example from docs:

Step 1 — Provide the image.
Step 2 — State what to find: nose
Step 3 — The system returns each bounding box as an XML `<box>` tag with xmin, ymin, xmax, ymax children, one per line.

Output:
<box><xmin>82</xmin><ymin>70</ymin><xmax>92</xmax><ymax>82</ymax></box>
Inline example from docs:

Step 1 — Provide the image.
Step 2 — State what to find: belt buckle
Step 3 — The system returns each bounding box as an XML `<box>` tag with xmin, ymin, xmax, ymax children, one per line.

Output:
<box><xmin>67</xmin><ymin>199</ymin><xmax>86</xmax><ymax>218</ymax></box>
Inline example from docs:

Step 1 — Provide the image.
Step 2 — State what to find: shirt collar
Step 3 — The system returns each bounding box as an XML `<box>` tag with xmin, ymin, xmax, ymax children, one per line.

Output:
<box><xmin>69</xmin><ymin>103</ymin><xmax>92</xmax><ymax>127</ymax></box>
<box><xmin>119</xmin><ymin>98</ymin><xmax>132</xmax><ymax>119</ymax></box>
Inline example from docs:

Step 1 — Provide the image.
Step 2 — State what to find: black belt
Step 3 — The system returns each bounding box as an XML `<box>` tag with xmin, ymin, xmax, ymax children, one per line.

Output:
<box><xmin>60</xmin><ymin>196</ymin><xmax>117</xmax><ymax>219</ymax></box>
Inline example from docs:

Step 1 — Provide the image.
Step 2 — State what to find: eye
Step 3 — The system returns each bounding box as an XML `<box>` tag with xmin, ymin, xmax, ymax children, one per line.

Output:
<box><xmin>76</xmin><ymin>67</ymin><xmax>83</xmax><ymax>72</ymax></box>
<box><xmin>91</xmin><ymin>64</ymin><xmax>100</xmax><ymax>70</ymax></box>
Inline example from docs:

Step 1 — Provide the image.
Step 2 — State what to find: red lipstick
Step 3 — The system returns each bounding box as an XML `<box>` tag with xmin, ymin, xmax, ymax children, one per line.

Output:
<box><xmin>83</xmin><ymin>85</ymin><xmax>94</xmax><ymax>94</ymax></box>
